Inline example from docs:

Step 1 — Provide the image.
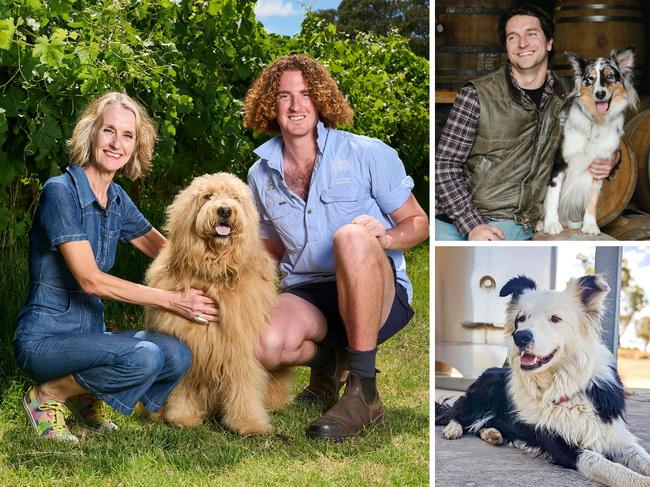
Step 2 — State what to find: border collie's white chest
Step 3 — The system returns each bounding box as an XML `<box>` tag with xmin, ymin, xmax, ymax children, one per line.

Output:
<box><xmin>562</xmin><ymin>107</ymin><xmax>623</xmax><ymax>169</ymax></box>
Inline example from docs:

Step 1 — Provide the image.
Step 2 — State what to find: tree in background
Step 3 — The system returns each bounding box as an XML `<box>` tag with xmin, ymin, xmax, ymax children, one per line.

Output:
<box><xmin>620</xmin><ymin>260</ymin><xmax>648</xmax><ymax>338</ymax></box>
<box><xmin>636</xmin><ymin>317</ymin><xmax>650</xmax><ymax>353</ymax></box>
<box><xmin>577</xmin><ymin>253</ymin><xmax>647</xmax><ymax>342</ymax></box>
<box><xmin>314</xmin><ymin>0</ymin><xmax>429</xmax><ymax>59</ymax></box>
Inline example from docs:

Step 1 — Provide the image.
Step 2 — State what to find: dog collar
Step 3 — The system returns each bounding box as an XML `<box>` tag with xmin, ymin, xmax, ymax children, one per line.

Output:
<box><xmin>553</xmin><ymin>395</ymin><xmax>571</xmax><ymax>405</ymax></box>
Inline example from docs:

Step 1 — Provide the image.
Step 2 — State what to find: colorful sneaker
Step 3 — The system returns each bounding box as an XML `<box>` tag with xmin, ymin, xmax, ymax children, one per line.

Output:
<box><xmin>66</xmin><ymin>394</ymin><xmax>119</xmax><ymax>431</ymax></box>
<box><xmin>23</xmin><ymin>387</ymin><xmax>79</xmax><ymax>442</ymax></box>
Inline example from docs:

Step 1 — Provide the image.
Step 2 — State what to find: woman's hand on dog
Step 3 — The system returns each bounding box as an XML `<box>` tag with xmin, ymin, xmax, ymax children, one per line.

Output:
<box><xmin>169</xmin><ymin>288</ymin><xmax>219</xmax><ymax>325</ymax></box>
<box><xmin>588</xmin><ymin>151</ymin><xmax>619</xmax><ymax>180</ymax></box>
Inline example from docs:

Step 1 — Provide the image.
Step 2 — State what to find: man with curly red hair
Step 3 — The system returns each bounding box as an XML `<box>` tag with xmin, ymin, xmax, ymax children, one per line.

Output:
<box><xmin>245</xmin><ymin>54</ymin><xmax>428</xmax><ymax>441</ymax></box>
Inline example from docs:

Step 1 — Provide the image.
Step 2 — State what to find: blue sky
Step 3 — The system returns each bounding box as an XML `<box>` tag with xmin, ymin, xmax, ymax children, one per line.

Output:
<box><xmin>254</xmin><ymin>0</ymin><xmax>341</xmax><ymax>36</ymax></box>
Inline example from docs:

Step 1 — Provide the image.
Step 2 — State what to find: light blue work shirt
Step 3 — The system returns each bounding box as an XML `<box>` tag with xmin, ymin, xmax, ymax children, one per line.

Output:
<box><xmin>247</xmin><ymin>121</ymin><xmax>415</xmax><ymax>302</ymax></box>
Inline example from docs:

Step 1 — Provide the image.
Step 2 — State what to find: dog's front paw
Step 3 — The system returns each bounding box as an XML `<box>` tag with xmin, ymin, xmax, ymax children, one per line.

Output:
<box><xmin>479</xmin><ymin>427</ymin><xmax>503</xmax><ymax>445</ymax></box>
<box><xmin>164</xmin><ymin>414</ymin><xmax>204</xmax><ymax>428</ymax></box>
<box><xmin>581</xmin><ymin>222</ymin><xmax>601</xmax><ymax>235</ymax></box>
<box><xmin>229</xmin><ymin>418</ymin><xmax>272</xmax><ymax>436</ymax></box>
<box><xmin>544</xmin><ymin>221</ymin><xmax>563</xmax><ymax>235</ymax></box>
<box><xmin>442</xmin><ymin>420</ymin><xmax>463</xmax><ymax>440</ymax></box>
<box><xmin>223</xmin><ymin>409</ymin><xmax>272</xmax><ymax>436</ymax></box>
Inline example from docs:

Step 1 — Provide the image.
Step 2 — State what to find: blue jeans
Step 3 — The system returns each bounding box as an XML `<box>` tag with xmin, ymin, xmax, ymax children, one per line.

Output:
<box><xmin>14</xmin><ymin>330</ymin><xmax>191</xmax><ymax>415</ymax></box>
<box><xmin>435</xmin><ymin>218</ymin><xmax>533</xmax><ymax>241</ymax></box>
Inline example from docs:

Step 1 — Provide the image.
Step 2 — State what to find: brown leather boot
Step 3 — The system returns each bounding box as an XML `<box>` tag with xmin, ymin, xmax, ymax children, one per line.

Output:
<box><xmin>294</xmin><ymin>348</ymin><xmax>348</xmax><ymax>407</ymax></box>
<box><xmin>305</xmin><ymin>372</ymin><xmax>385</xmax><ymax>441</ymax></box>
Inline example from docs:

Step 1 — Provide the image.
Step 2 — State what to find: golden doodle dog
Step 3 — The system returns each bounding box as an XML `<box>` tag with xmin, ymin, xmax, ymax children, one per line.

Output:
<box><xmin>145</xmin><ymin>172</ymin><xmax>292</xmax><ymax>435</ymax></box>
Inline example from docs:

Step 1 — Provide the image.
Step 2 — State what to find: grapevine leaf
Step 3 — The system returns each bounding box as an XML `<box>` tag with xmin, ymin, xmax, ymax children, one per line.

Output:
<box><xmin>0</xmin><ymin>18</ymin><xmax>16</xmax><ymax>50</ymax></box>
<box><xmin>32</xmin><ymin>34</ymin><xmax>65</xmax><ymax>67</ymax></box>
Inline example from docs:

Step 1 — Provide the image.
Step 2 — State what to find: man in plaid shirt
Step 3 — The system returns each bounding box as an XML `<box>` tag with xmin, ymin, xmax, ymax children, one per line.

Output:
<box><xmin>435</xmin><ymin>5</ymin><xmax>617</xmax><ymax>241</ymax></box>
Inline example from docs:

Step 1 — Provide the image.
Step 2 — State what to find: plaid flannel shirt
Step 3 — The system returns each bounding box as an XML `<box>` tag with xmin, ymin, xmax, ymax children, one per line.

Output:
<box><xmin>435</xmin><ymin>66</ymin><xmax>557</xmax><ymax>236</ymax></box>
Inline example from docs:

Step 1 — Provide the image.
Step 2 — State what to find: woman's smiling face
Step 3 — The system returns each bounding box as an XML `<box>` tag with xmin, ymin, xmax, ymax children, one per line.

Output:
<box><xmin>92</xmin><ymin>104</ymin><xmax>136</xmax><ymax>174</ymax></box>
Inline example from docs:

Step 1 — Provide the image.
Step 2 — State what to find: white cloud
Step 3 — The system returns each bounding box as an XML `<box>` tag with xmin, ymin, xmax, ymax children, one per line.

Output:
<box><xmin>255</xmin><ymin>0</ymin><xmax>297</xmax><ymax>17</ymax></box>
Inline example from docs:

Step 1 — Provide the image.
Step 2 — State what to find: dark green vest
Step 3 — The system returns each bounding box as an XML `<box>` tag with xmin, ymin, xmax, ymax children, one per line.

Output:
<box><xmin>463</xmin><ymin>65</ymin><xmax>569</xmax><ymax>225</ymax></box>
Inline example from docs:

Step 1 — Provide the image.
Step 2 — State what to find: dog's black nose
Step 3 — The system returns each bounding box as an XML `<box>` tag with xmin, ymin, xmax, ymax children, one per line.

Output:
<box><xmin>595</xmin><ymin>90</ymin><xmax>606</xmax><ymax>100</ymax></box>
<box><xmin>513</xmin><ymin>330</ymin><xmax>533</xmax><ymax>349</ymax></box>
<box><xmin>217</xmin><ymin>206</ymin><xmax>232</xmax><ymax>218</ymax></box>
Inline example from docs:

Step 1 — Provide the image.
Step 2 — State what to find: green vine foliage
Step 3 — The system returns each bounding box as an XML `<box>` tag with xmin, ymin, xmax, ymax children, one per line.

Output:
<box><xmin>0</xmin><ymin>1</ymin><xmax>429</xmax><ymax>247</ymax></box>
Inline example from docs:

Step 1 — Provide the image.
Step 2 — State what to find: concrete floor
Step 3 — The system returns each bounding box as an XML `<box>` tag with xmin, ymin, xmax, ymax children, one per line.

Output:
<box><xmin>434</xmin><ymin>388</ymin><xmax>650</xmax><ymax>486</ymax></box>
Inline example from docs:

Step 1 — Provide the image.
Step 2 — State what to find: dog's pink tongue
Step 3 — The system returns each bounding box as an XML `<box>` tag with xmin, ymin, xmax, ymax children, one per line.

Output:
<box><xmin>215</xmin><ymin>225</ymin><xmax>231</xmax><ymax>236</ymax></box>
<box><xmin>520</xmin><ymin>354</ymin><xmax>537</xmax><ymax>366</ymax></box>
<box><xmin>596</xmin><ymin>101</ymin><xmax>609</xmax><ymax>114</ymax></box>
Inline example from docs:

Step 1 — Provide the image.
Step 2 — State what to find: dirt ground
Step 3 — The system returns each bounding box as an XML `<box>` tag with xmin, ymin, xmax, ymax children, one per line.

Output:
<box><xmin>618</xmin><ymin>348</ymin><xmax>650</xmax><ymax>389</ymax></box>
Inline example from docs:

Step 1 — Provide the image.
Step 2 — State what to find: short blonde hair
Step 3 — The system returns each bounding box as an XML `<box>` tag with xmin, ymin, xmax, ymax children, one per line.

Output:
<box><xmin>244</xmin><ymin>54</ymin><xmax>353</xmax><ymax>134</ymax></box>
<box><xmin>68</xmin><ymin>92</ymin><xmax>157</xmax><ymax>180</ymax></box>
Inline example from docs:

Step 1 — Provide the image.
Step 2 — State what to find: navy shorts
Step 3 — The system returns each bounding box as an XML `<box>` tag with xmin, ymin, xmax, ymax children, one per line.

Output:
<box><xmin>284</xmin><ymin>260</ymin><xmax>415</xmax><ymax>348</ymax></box>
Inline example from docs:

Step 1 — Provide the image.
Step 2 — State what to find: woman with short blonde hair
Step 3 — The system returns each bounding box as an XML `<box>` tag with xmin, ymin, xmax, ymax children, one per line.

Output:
<box><xmin>68</xmin><ymin>92</ymin><xmax>157</xmax><ymax>180</ymax></box>
<box><xmin>14</xmin><ymin>92</ymin><xmax>218</xmax><ymax>442</ymax></box>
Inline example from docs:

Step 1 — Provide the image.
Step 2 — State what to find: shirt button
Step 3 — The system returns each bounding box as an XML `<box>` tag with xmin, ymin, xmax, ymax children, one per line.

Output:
<box><xmin>307</xmin><ymin>209</ymin><xmax>312</xmax><ymax>214</ymax></box>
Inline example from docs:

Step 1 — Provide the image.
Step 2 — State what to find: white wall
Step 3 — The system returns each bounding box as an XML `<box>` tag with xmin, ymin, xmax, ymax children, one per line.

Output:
<box><xmin>435</xmin><ymin>246</ymin><xmax>557</xmax><ymax>345</ymax></box>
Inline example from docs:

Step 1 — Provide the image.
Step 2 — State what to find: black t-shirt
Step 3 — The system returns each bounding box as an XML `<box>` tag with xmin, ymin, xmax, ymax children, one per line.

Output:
<box><xmin>522</xmin><ymin>85</ymin><xmax>545</xmax><ymax>109</ymax></box>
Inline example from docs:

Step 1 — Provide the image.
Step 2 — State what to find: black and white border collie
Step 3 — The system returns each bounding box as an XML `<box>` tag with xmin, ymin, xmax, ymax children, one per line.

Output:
<box><xmin>540</xmin><ymin>48</ymin><xmax>639</xmax><ymax>235</ymax></box>
<box><xmin>436</xmin><ymin>275</ymin><xmax>650</xmax><ymax>487</ymax></box>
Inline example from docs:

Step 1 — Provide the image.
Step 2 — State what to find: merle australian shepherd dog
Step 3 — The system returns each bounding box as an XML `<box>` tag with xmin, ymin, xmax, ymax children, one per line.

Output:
<box><xmin>436</xmin><ymin>275</ymin><xmax>650</xmax><ymax>487</ymax></box>
<box><xmin>540</xmin><ymin>48</ymin><xmax>639</xmax><ymax>236</ymax></box>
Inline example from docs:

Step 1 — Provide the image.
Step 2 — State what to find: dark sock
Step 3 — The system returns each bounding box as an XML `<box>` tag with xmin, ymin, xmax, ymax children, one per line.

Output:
<box><xmin>346</xmin><ymin>346</ymin><xmax>377</xmax><ymax>379</ymax></box>
<box><xmin>306</xmin><ymin>346</ymin><xmax>335</xmax><ymax>374</ymax></box>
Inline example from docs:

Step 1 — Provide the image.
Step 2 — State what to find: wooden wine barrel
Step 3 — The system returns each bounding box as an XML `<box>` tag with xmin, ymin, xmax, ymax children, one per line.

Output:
<box><xmin>602</xmin><ymin>212</ymin><xmax>650</xmax><ymax>240</ymax></box>
<box><xmin>625</xmin><ymin>109</ymin><xmax>650</xmax><ymax>212</ymax></box>
<box><xmin>553</xmin><ymin>0</ymin><xmax>645</xmax><ymax>89</ymax></box>
<box><xmin>435</xmin><ymin>0</ymin><xmax>516</xmax><ymax>91</ymax></box>
<box><xmin>597</xmin><ymin>136</ymin><xmax>636</xmax><ymax>226</ymax></box>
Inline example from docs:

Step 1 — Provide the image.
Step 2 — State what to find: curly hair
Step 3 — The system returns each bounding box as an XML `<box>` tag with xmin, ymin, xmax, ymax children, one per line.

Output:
<box><xmin>244</xmin><ymin>54</ymin><xmax>353</xmax><ymax>134</ymax></box>
<box><xmin>68</xmin><ymin>92</ymin><xmax>157</xmax><ymax>180</ymax></box>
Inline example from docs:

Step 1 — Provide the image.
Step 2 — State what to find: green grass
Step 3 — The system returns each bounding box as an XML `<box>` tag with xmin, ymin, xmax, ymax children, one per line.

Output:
<box><xmin>0</xmin><ymin>243</ymin><xmax>429</xmax><ymax>486</ymax></box>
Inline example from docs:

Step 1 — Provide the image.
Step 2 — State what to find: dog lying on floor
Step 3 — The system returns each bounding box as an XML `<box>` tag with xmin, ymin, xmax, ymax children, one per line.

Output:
<box><xmin>540</xmin><ymin>48</ymin><xmax>639</xmax><ymax>236</ymax></box>
<box><xmin>436</xmin><ymin>275</ymin><xmax>650</xmax><ymax>487</ymax></box>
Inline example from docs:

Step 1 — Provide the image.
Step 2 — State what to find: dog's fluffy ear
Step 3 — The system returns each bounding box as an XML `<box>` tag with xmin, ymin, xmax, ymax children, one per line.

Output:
<box><xmin>566</xmin><ymin>51</ymin><xmax>586</xmax><ymax>77</ymax></box>
<box><xmin>164</xmin><ymin>184</ymin><xmax>203</xmax><ymax>241</ymax></box>
<box><xmin>611</xmin><ymin>46</ymin><xmax>639</xmax><ymax>110</ymax></box>
<box><xmin>500</xmin><ymin>275</ymin><xmax>537</xmax><ymax>303</ymax></box>
<box><xmin>611</xmin><ymin>47</ymin><xmax>635</xmax><ymax>77</ymax></box>
<box><xmin>566</xmin><ymin>274</ymin><xmax>610</xmax><ymax>317</ymax></box>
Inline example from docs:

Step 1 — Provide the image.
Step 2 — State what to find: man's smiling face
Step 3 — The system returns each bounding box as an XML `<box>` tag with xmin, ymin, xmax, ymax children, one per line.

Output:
<box><xmin>505</xmin><ymin>15</ymin><xmax>552</xmax><ymax>73</ymax></box>
<box><xmin>275</xmin><ymin>69</ymin><xmax>318</xmax><ymax>140</ymax></box>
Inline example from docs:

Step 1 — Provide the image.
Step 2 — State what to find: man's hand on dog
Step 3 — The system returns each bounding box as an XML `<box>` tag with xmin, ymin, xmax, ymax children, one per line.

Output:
<box><xmin>469</xmin><ymin>224</ymin><xmax>505</xmax><ymax>241</ymax></box>
<box><xmin>588</xmin><ymin>151</ymin><xmax>619</xmax><ymax>180</ymax></box>
<box><xmin>172</xmin><ymin>288</ymin><xmax>219</xmax><ymax>325</ymax></box>
<box><xmin>352</xmin><ymin>214</ymin><xmax>390</xmax><ymax>249</ymax></box>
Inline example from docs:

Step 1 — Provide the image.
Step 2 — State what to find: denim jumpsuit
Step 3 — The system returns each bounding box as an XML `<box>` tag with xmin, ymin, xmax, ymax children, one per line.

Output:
<box><xmin>14</xmin><ymin>164</ymin><xmax>191</xmax><ymax>415</ymax></box>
